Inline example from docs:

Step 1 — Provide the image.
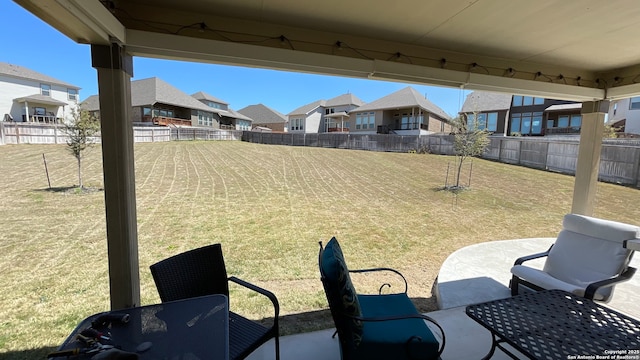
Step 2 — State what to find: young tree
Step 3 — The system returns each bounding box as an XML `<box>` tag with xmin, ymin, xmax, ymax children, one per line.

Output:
<box><xmin>62</xmin><ymin>108</ymin><xmax>100</xmax><ymax>189</ymax></box>
<box><xmin>451</xmin><ymin>114</ymin><xmax>490</xmax><ymax>188</ymax></box>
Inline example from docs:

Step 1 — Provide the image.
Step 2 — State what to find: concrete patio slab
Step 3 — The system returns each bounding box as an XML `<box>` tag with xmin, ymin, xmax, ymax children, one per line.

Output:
<box><xmin>435</xmin><ymin>237</ymin><xmax>640</xmax><ymax>318</ymax></box>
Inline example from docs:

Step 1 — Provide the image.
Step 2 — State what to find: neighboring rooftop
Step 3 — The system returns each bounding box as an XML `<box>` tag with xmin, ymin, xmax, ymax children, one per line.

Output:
<box><xmin>0</xmin><ymin>62</ymin><xmax>80</xmax><ymax>89</ymax></box>
<box><xmin>354</xmin><ymin>86</ymin><xmax>451</xmax><ymax>120</ymax></box>
<box><xmin>238</xmin><ymin>104</ymin><xmax>287</xmax><ymax>124</ymax></box>
<box><xmin>460</xmin><ymin>91</ymin><xmax>512</xmax><ymax>113</ymax></box>
<box><xmin>131</xmin><ymin>77</ymin><xmax>214</xmax><ymax>112</ymax></box>
<box><xmin>191</xmin><ymin>91</ymin><xmax>229</xmax><ymax>105</ymax></box>
<box><xmin>325</xmin><ymin>93</ymin><xmax>365</xmax><ymax>107</ymax></box>
<box><xmin>288</xmin><ymin>99</ymin><xmax>326</xmax><ymax>116</ymax></box>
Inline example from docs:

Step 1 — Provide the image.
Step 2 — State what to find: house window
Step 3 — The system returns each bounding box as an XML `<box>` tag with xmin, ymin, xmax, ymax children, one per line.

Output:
<box><xmin>290</xmin><ymin>118</ymin><xmax>304</xmax><ymax>131</ymax></box>
<box><xmin>547</xmin><ymin>120</ymin><xmax>554</xmax><ymax>129</ymax></box>
<box><xmin>570</xmin><ymin>115</ymin><xmax>582</xmax><ymax>128</ymax></box>
<box><xmin>531</xmin><ymin>112</ymin><xmax>543</xmax><ymax>134</ymax></box>
<box><xmin>630</xmin><ymin>97</ymin><xmax>640</xmax><ymax>110</ymax></box>
<box><xmin>466</xmin><ymin>113</ymin><xmax>476</xmax><ymax>130</ymax></box>
<box><xmin>68</xmin><ymin>89</ymin><xmax>78</xmax><ymax>101</ymax></box>
<box><xmin>143</xmin><ymin>107</ymin><xmax>152</xmax><ymax>116</ymax></box>
<box><xmin>325</xmin><ymin>108</ymin><xmax>335</xmax><ymax>115</ymax></box>
<box><xmin>207</xmin><ymin>101</ymin><xmax>222</xmax><ymax>109</ymax></box>
<box><xmin>512</xmin><ymin>96</ymin><xmax>523</xmax><ymax>107</ymax></box>
<box><xmin>487</xmin><ymin>112</ymin><xmax>498</xmax><ymax>132</ymax></box>
<box><xmin>34</xmin><ymin>107</ymin><xmax>46</xmax><ymax>115</ymax></box>
<box><xmin>512</xmin><ymin>96</ymin><xmax>544</xmax><ymax>107</ymax></box>
<box><xmin>198</xmin><ymin>111</ymin><xmax>213</xmax><ymax>126</ymax></box>
<box><xmin>355</xmin><ymin>112</ymin><xmax>374</xmax><ymax>129</ymax></box>
<box><xmin>558</xmin><ymin>116</ymin><xmax>569</xmax><ymax>128</ymax></box>
<box><xmin>511</xmin><ymin>114</ymin><xmax>521</xmax><ymax>134</ymax></box>
<box><xmin>41</xmin><ymin>84</ymin><xmax>51</xmax><ymax>96</ymax></box>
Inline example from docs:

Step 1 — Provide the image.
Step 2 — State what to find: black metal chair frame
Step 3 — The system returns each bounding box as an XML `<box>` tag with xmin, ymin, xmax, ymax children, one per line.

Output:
<box><xmin>510</xmin><ymin>244</ymin><xmax>637</xmax><ymax>300</ymax></box>
<box><xmin>318</xmin><ymin>241</ymin><xmax>445</xmax><ymax>360</ymax></box>
<box><xmin>150</xmin><ymin>244</ymin><xmax>280</xmax><ymax>360</ymax></box>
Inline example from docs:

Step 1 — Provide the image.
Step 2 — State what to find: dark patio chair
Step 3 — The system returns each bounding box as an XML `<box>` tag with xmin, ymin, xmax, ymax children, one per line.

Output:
<box><xmin>319</xmin><ymin>237</ymin><xmax>445</xmax><ymax>360</ymax></box>
<box><xmin>150</xmin><ymin>244</ymin><xmax>280</xmax><ymax>360</ymax></box>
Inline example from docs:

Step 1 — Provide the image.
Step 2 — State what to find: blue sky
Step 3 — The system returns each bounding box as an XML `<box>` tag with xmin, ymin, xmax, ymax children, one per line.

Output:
<box><xmin>2</xmin><ymin>1</ymin><xmax>469</xmax><ymax>116</ymax></box>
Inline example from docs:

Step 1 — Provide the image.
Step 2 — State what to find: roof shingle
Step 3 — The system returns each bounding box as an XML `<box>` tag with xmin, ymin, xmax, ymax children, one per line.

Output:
<box><xmin>353</xmin><ymin>86</ymin><xmax>450</xmax><ymax>120</ymax></box>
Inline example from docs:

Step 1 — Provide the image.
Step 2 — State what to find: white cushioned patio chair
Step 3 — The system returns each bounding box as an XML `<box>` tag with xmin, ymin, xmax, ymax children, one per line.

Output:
<box><xmin>510</xmin><ymin>213</ymin><xmax>640</xmax><ymax>302</ymax></box>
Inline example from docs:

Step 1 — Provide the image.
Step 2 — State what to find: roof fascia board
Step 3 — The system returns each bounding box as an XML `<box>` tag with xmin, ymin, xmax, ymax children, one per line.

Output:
<box><xmin>126</xmin><ymin>30</ymin><xmax>605</xmax><ymax>102</ymax></box>
<box><xmin>55</xmin><ymin>0</ymin><xmax>126</xmax><ymax>44</ymax></box>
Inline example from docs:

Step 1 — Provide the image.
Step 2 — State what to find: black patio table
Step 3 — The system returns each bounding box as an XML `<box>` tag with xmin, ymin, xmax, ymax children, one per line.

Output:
<box><xmin>50</xmin><ymin>294</ymin><xmax>229</xmax><ymax>359</ymax></box>
<box><xmin>466</xmin><ymin>289</ymin><xmax>640</xmax><ymax>360</ymax></box>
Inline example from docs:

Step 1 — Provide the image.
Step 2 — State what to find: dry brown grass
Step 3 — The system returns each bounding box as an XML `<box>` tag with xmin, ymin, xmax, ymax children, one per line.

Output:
<box><xmin>1</xmin><ymin>141</ymin><xmax>639</xmax><ymax>358</ymax></box>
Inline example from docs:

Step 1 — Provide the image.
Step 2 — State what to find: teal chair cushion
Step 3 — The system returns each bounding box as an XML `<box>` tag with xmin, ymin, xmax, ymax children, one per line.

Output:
<box><xmin>320</xmin><ymin>237</ymin><xmax>363</xmax><ymax>347</ymax></box>
<box><xmin>357</xmin><ymin>294</ymin><xmax>440</xmax><ymax>359</ymax></box>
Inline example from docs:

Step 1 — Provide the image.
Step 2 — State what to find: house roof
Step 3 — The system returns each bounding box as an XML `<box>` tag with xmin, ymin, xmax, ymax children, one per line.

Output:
<box><xmin>0</xmin><ymin>62</ymin><xmax>80</xmax><ymax>89</ymax></box>
<box><xmin>326</xmin><ymin>93</ymin><xmax>365</xmax><ymax>107</ymax></box>
<box><xmin>237</xmin><ymin>104</ymin><xmax>288</xmax><ymax>124</ymax></box>
<box><xmin>226</xmin><ymin>108</ymin><xmax>253</xmax><ymax>122</ymax></box>
<box><xmin>545</xmin><ymin>103</ymin><xmax>582</xmax><ymax>112</ymax></box>
<box><xmin>131</xmin><ymin>77</ymin><xmax>214</xmax><ymax>112</ymax></box>
<box><xmin>325</xmin><ymin>111</ymin><xmax>350</xmax><ymax>118</ymax></box>
<box><xmin>14</xmin><ymin>94</ymin><xmax>68</xmax><ymax>106</ymax></box>
<box><xmin>288</xmin><ymin>99</ymin><xmax>326</xmax><ymax>116</ymax></box>
<box><xmin>81</xmin><ymin>95</ymin><xmax>100</xmax><ymax>111</ymax></box>
<box><xmin>461</xmin><ymin>91</ymin><xmax>512</xmax><ymax>113</ymax></box>
<box><xmin>191</xmin><ymin>91</ymin><xmax>229</xmax><ymax>105</ymax></box>
<box><xmin>353</xmin><ymin>86</ymin><xmax>450</xmax><ymax>120</ymax></box>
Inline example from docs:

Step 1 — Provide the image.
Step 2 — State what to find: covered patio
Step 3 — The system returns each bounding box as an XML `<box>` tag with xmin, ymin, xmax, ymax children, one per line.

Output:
<box><xmin>12</xmin><ymin>0</ymin><xmax>640</xmax><ymax>358</ymax></box>
<box><xmin>245</xmin><ymin>237</ymin><xmax>640</xmax><ymax>359</ymax></box>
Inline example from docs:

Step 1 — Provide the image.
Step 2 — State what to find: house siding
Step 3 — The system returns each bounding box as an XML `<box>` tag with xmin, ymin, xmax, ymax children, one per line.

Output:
<box><xmin>608</xmin><ymin>98</ymin><xmax>640</xmax><ymax>135</ymax></box>
<box><xmin>305</xmin><ymin>109</ymin><xmax>323</xmax><ymax>133</ymax></box>
<box><xmin>0</xmin><ymin>75</ymin><xmax>78</xmax><ymax>122</ymax></box>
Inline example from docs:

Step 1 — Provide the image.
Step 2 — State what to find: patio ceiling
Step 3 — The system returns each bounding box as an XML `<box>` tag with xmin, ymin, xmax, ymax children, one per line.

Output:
<box><xmin>15</xmin><ymin>0</ymin><xmax>640</xmax><ymax>101</ymax></box>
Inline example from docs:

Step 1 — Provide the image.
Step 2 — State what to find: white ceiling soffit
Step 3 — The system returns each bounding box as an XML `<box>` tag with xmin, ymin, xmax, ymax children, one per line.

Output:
<box><xmin>15</xmin><ymin>0</ymin><xmax>640</xmax><ymax>100</ymax></box>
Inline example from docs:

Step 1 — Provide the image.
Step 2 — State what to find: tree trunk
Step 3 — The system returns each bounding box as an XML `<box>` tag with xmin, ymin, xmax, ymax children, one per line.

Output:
<box><xmin>455</xmin><ymin>156</ymin><xmax>464</xmax><ymax>187</ymax></box>
<box><xmin>77</xmin><ymin>155</ymin><xmax>83</xmax><ymax>189</ymax></box>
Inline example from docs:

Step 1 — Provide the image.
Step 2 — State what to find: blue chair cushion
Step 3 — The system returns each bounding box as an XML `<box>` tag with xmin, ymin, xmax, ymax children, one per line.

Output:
<box><xmin>356</xmin><ymin>294</ymin><xmax>440</xmax><ymax>359</ymax></box>
<box><xmin>320</xmin><ymin>237</ymin><xmax>363</xmax><ymax>346</ymax></box>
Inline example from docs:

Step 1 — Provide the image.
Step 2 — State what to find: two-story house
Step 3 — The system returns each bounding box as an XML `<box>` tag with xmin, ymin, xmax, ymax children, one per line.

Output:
<box><xmin>0</xmin><ymin>62</ymin><xmax>80</xmax><ymax>123</ymax></box>
<box><xmin>606</xmin><ymin>97</ymin><xmax>640</xmax><ymax>136</ymax></box>
<box><xmin>460</xmin><ymin>91</ymin><xmax>512</xmax><ymax>135</ymax></box>
<box><xmin>507</xmin><ymin>96</ymin><xmax>581</xmax><ymax>136</ymax></box>
<box><xmin>83</xmin><ymin>77</ymin><xmax>218</xmax><ymax>127</ymax></box>
<box><xmin>461</xmin><ymin>90</ymin><xmax>583</xmax><ymax>136</ymax></box>
<box><xmin>192</xmin><ymin>92</ymin><xmax>253</xmax><ymax>130</ymax></box>
<box><xmin>351</xmin><ymin>86</ymin><xmax>451</xmax><ymax>135</ymax></box>
<box><xmin>287</xmin><ymin>93</ymin><xmax>364</xmax><ymax>133</ymax></box>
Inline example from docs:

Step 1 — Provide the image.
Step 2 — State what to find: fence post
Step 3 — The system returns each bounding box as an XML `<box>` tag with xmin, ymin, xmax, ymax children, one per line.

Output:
<box><xmin>15</xmin><ymin>123</ymin><xmax>20</xmax><ymax>144</ymax></box>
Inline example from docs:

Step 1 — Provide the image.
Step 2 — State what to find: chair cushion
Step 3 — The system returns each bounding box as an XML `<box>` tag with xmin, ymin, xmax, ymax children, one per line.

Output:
<box><xmin>320</xmin><ymin>237</ymin><xmax>363</xmax><ymax>346</ymax></box>
<box><xmin>544</xmin><ymin>214</ymin><xmax>636</xmax><ymax>289</ymax></box>
<box><xmin>563</xmin><ymin>214</ymin><xmax>640</xmax><ymax>243</ymax></box>
<box><xmin>356</xmin><ymin>294</ymin><xmax>440</xmax><ymax>359</ymax></box>
<box><xmin>511</xmin><ymin>265</ymin><xmax>609</xmax><ymax>301</ymax></box>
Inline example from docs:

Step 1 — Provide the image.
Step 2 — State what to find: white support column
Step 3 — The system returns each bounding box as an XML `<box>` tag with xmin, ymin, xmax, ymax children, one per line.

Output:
<box><xmin>91</xmin><ymin>43</ymin><xmax>140</xmax><ymax>310</ymax></box>
<box><xmin>571</xmin><ymin>100</ymin><xmax>609</xmax><ymax>216</ymax></box>
<box><xmin>24</xmin><ymin>102</ymin><xmax>29</xmax><ymax>122</ymax></box>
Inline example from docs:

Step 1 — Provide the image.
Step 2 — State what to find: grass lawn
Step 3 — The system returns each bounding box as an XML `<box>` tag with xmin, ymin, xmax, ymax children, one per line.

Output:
<box><xmin>1</xmin><ymin>141</ymin><xmax>639</xmax><ymax>358</ymax></box>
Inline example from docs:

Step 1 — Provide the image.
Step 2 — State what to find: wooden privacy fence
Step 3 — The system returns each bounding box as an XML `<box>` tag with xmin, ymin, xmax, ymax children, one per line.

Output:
<box><xmin>243</xmin><ymin>132</ymin><xmax>640</xmax><ymax>188</ymax></box>
<box><xmin>242</xmin><ymin>132</ymin><xmax>456</xmax><ymax>154</ymax></box>
<box><xmin>4</xmin><ymin>122</ymin><xmax>640</xmax><ymax>187</ymax></box>
<box><xmin>0</xmin><ymin>123</ymin><xmax>242</xmax><ymax>144</ymax></box>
